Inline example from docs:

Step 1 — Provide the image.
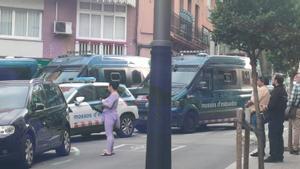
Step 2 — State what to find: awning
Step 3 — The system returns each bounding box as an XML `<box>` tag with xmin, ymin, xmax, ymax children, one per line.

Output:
<box><xmin>96</xmin><ymin>0</ymin><xmax>136</xmax><ymax>7</ymax></box>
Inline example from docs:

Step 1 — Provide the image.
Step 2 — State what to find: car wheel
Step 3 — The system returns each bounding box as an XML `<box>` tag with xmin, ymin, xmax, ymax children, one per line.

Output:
<box><xmin>19</xmin><ymin>134</ymin><xmax>34</xmax><ymax>169</ymax></box>
<box><xmin>56</xmin><ymin>129</ymin><xmax>71</xmax><ymax>156</ymax></box>
<box><xmin>135</xmin><ymin>125</ymin><xmax>147</xmax><ymax>133</ymax></box>
<box><xmin>182</xmin><ymin>112</ymin><xmax>197</xmax><ymax>133</ymax></box>
<box><xmin>117</xmin><ymin>114</ymin><xmax>135</xmax><ymax>138</ymax></box>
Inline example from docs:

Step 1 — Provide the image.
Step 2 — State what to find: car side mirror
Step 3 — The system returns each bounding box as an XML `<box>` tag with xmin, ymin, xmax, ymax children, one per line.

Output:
<box><xmin>75</xmin><ymin>96</ymin><xmax>85</xmax><ymax>106</ymax></box>
<box><xmin>197</xmin><ymin>81</ymin><xmax>208</xmax><ymax>90</ymax></box>
<box><xmin>34</xmin><ymin>103</ymin><xmax>45</xmax><ymax>111</ymax></box>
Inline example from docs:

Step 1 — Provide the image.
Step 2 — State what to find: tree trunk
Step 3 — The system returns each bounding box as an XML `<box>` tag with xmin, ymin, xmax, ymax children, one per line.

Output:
<box><xmin>250</xmin><ymin>56</ymin><xmax>265</xmax><ymax>169</ymax></box>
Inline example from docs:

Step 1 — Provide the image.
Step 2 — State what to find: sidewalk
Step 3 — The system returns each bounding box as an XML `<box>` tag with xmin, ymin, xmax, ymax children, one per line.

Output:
<box><xmin>226</xmin><ymin>124</ymin><xmax>300</xmax><ymax>169</ymax></box>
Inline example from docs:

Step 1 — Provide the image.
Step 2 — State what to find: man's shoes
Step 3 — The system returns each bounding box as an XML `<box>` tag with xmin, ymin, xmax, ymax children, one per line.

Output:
<box><xmin>264</xmin><ymin>156</ymin><xmax>283</xmax><ymax>163</ymax></box>
<box><xmin>250</xmin><ymin>151</ymin><xmax>265</xmax><ymax>157</ymax></box>
<box><xmin>289</xmin><ymin>149</ymin><xmax>299</xmax><ymax>155</ymax></box>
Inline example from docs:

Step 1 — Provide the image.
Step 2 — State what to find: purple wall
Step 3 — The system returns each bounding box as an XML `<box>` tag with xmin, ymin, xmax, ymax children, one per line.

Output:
<box><xmin>43</xmin><ymin>0</ymin><xmax>77</xmax><ymax>58</ymax></box>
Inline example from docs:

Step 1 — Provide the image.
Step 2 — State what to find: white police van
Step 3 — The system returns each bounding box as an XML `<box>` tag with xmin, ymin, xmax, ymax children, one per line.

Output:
<box><xmin>59</xmin><ymin>78</ymin><xmax>138</xmax><ymax>137</ymax></box>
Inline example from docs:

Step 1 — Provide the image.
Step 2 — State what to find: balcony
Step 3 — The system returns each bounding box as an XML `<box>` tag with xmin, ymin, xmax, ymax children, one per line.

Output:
<box><xmin>75</xmin><ymin>40</ymin><xmax>127</xmax><ymax>55</ymax></box>
<box><xmin>171</xmin><ymin>11</ymin><xmax>210</xmax><ymax>51</ymax></box>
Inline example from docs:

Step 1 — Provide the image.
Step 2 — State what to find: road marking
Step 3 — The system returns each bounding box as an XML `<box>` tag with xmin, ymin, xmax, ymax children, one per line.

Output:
<box><xmin>114</xmin><ymin>144</ymin><xmax>127</xmax><ymax>149</ymax></box>
<box><xmin>70</xmin><ymin>147</ymin><xmax>80</xmax><ymax>156</ymax></box>
<box><xmin>51</xmin><ymin>159</ymin><xmax>74</xmax><ymax>166</ymax></box>
<box><xmin>171</xmin><ymin>145</ymin><xmax>187</xmax><ymax>152</ymax></box>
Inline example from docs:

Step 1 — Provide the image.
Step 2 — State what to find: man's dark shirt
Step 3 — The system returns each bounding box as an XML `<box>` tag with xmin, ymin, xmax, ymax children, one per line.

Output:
<box><xmin>268</xmin><ymin>84</ymin><xmax>288</xmax><ymax>121</ymax></box>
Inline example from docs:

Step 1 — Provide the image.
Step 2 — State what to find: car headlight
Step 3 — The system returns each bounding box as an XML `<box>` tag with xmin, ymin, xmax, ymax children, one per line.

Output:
<box><xmin>0</xmin><ymin>126</ymin><xmax>15</xmax><ymax>137</ymax></box>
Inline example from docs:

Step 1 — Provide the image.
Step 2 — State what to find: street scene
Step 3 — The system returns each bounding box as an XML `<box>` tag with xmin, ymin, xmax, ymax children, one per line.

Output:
<box><xmin>0</xmin><ymin>0</ymin><xmax>300</xmax><ymax>169</ymax></box>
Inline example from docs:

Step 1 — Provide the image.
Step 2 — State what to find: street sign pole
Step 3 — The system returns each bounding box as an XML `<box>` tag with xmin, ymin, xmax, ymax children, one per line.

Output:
<box><xmin>145</xmin><ymin>0</ymin><xmax>172</xmax><ymax>169</ymax></box>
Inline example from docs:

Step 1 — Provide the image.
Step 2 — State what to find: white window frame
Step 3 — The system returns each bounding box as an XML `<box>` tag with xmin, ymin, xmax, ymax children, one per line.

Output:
<box><xmin>76</xmin><ymin>0</ymin><xmax>127</xmax><ymax>42</ymax></box>
<box><xmin>0</xmin><ymin>7</ymin><xmax>42</xmax><ymax>41</ymax></box>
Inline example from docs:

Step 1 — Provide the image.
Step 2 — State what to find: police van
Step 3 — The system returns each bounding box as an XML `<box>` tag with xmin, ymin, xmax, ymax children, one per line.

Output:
<box><xmin>59</xmin><ymin>78</ymin><xmax>138</xmax><ymax>137</ymax></box>
<box><xmin>39</xmin><ymin>54</ymin><xmax>150</xmax><ymax>87</ymax></box>
<box><xmin>134</xmin><ymin>53</ymin><xmax>252</xmax><ymax>133</ymax></box>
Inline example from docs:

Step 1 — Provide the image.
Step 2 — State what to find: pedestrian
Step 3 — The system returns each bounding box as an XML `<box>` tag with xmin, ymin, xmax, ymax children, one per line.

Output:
<box><xmin>245</xmin><ymin>77</ymin><xmax>270</xmax><ymax>157</ymax></box>
<box><xmin>101</xmin><ymin>81</ymin><xmax>120</xmax><ymax>156</ymax></box>
<box><xmin>264</xmin><ymin>74</ymin><xmax>288</xmax><ymax>163</ymax></box>
<box><xmin>287</xmin><ymin>73</ymin><xmax>300</xmax><ymax>155</ymax></box>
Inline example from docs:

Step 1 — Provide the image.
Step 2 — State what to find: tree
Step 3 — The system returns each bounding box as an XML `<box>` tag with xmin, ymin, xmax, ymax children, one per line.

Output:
<box><xmin>210</xmin><ymin>0</ymin><xmax>300</xmax><ymax>168</ymax></box>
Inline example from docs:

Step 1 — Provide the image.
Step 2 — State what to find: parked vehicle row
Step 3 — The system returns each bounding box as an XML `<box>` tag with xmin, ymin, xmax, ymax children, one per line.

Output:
<box><xmin>0</xmin><ymin>53</ymin><xmax>254</xmax><ymax>168</ymax></box>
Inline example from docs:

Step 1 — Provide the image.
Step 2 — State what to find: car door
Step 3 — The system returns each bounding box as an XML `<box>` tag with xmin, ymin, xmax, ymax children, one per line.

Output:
<box><xmin>28</xmin><ymin>84</ymin><xmax>50</xmax><ymax>151</ymax></box>
<box><xmin>213</xmin><ymin>68</ymin><xmax>240</xmax><ymax>120</ymax></box>
<box><xmin>68</xmin><ymin>85</ymin><xmax>99</xmax><ymax>129</ymax></box>
<box><xmin>192</xmin><ymin>68</ymin><xmax>219</xmax><ymax>122</ymax></box>
<box><xmin>43</xmin><ymin>83</ymin><xmax>68</xmax><ymax>147</ymax></box>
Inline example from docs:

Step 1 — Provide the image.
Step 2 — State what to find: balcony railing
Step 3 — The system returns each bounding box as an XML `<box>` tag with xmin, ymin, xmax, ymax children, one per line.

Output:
<box><xmin>75</xmin><ymin>40</ymin><xmax>126</xmax><ymax>55</ymax></box>
<box><xmin>171</xmin><ymin>12</ymin><xmax>210</xmax><ymax>49</ymax></box>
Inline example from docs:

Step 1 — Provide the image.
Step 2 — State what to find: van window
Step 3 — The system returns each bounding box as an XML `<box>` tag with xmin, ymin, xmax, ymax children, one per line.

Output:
<box><xmin>242</xmin><ymin>71</ymin><xmax>251</xmax><ymax>85</ymax></box>
<box><xmin>214</xmin><ymin>69</ymin><xmax>238</xmax><ymax>89</ymax></box>
<box><xmin>132</xmin><ymin>70</ymin><xmax>142</xmax><ymax>84</ymax></box>
<box><xmin>104</xmin><ymin>70</ymin><xmax>126</xmax><ymax>84</ymax></box>
<box><xmin>44</xmin><ymin>84</ymin><xmax>65</xmax><ymax>107</ymax></box>
<box><xmin>0</xmin><ymin>67</ymin><xmax>32</xmax><ymax>80</ymax></box>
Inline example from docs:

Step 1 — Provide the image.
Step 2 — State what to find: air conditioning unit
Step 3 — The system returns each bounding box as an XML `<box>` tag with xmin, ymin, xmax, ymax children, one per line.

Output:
<box><xmin>54</xmin><ymin>21</ymin><xmax>72</xmax><ymax>35</ymax></box>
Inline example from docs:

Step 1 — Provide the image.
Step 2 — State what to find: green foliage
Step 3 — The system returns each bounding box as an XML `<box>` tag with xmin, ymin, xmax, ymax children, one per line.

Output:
<box><xmin>211</xmin><ymin>0</ymin><xmax>300</xmax><ymax>61</ymax></box>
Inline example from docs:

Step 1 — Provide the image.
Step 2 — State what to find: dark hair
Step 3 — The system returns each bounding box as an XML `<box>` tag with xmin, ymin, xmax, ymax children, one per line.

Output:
<box><xmin>258</xmin><ymin>76</ymin><xmax>269</xmax><ymax>85</ymax></box>
<box><xmin>274</xmin><ymin>74</ymin><xmax>284</xmax><ymax>85</ymax></box>
<box><xmin>109</xmin><ymin>81</ymin><xmax>119</xmax><ymax>90</ymax></box>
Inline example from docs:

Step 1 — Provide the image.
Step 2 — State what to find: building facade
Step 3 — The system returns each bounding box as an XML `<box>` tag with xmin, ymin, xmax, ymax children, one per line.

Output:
<box><xmin>137</xmin><ymin>0</ymin><xmax>216</xmax><ymax>57</ymax></box>
<box><xmin>0</xmin><ymin>0</ymin><xmax>137</xmax><ymax>58</ymax></box>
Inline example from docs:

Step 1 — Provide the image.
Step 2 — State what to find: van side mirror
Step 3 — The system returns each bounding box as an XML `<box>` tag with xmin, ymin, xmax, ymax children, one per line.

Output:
<box><xmin>34</xmin><ymin>103</ymin><xmax>45</xmax><ymax>111</ymax></box>
<box><xmin>75</xmin><ymin>97</ymin><xmax>85</xmax><ymax>106</ymax></box>
<box><xmin>197</xmin><ymin>81</ymin><xmax>208</xmax><ymax>90</ymax></box>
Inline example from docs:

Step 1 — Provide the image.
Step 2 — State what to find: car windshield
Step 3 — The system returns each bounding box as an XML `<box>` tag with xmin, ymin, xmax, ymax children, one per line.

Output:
<box><xmin>172</xmin><ymin>66</ymin><xmax>198</xmax><ymax>86</ymax></box>
<box><xmin>0</xmin><ymin>86</ymin><xmax>29</xmax><ymax>110</ymax></box>
<box><xmin>59</xmin><ymin>86</ymin><xmax>77</xmax><ymax>100</ymax></box>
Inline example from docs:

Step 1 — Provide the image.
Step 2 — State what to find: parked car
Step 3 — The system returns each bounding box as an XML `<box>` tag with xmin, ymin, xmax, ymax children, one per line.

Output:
<box><xmin>59</xmin><ymin>79</ymin><xmax>139</xmax><ymax>137</ymax></box>
<box><xmin>0</xmin><ymin>80</ymin><xmax>70</xmax><ymax>169</ymax></box>
<box><xmin>133</xmin><ymin>54</ymin><xmax>253</xmax><ymax>133</ymax></box>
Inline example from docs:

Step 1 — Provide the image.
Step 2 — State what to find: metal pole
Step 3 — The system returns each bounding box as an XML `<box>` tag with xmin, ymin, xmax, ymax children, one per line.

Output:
<box><xmin>145</xmin><ymin>0</ymin><xmax>172</xmax><ymax>169</ymax></box>
<box><xmin>236</xmin><ymin>109</ymin><xmax>243</xmax><ymax>169</ymax></box>
<box><xmin>244</xmin><ymin>127</ymin><xmax>250</xmax><ymax>169</ymax></box>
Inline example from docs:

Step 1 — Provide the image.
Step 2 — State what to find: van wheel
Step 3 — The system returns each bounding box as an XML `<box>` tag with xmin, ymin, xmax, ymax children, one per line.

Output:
<box><xmin>182</xmin><ymin>113</ymin><xmax>197</xmax><ymax>133</ymax></box>
<box><xmin>19</xmin><ymin>134</ymin><xmax>34</xmax><ymax>169</ymax></box>
<box><xmin>117</xmin><ymin>114</ymin><xmax>134</xmax><ymax>138</ymax></box>
<box><xmin>56</xmin><ymin>129</ymin><xmax>71</xmax><ymax>156</ymax></box>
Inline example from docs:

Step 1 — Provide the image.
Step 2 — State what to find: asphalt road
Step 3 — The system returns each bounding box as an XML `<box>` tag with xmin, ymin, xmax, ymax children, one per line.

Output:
<box><xmin>2</xmin><ymin>124</ymin><xmax>254</xmax><ymax>169</ymax></box>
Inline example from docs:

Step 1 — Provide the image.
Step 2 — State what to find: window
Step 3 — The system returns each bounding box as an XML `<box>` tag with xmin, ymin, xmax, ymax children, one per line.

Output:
<box><xmin>188</xmin><ymin>0</ymin><xmax>192</xmax><ymax>12</ymax></box>
<box><xmin>95</xmin><ymin>86</ymin><xmax>109</xmax><ymax>99</ymax></box>
<box><xmin>44</xmin><ymin>84</ymin><xmax>65</xmax><ymax>107</ymax></box>
<box><xmin>118</xmin><ymin>86</ymin><xmax>131</xmax><ymax>98</ymax></box>
<box><xmin>132</xmin><ymin>70</ymin><xmax>142</xmax><ymax>84</ymax></box>
<box><xmin>75</xmin><ymin>86</ymin><xmax>97</xmax><ymax>102</ymax></box>
<box><xmin>77</xmin><ymin>0</ymin><xmax>127</xmax><ymax>41</ymax></box>
<box><xmin>31</xmin><ymin>84</ymin><xmax>45</xmax><ymax>109</ymax></box>
<box><xmin>214</xmin><ymin>70</ymin><xmax>238</xmax><ymax>89</ymax></box>
<box><xmin>0</xmin><ymin>7</ymin><xmax>41</xmax><ymax>39</ymax></box>
<box><xmin>242</xmin><ymin>71</ymin><xmax>251</xmax><ymax>85</ymax></box>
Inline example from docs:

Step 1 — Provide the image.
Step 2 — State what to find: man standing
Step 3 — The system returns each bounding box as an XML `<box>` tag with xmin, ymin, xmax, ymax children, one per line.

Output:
<box><xmin>264</xmin><ymin>74</ymin><xmax>288</xmax><ymax>163</ymax></box>
<box><xmin>245</xmin><ymin>77</ymin><xmax>270</xmax><ymax>157</ymax></box>
<box><xmin>287</xmin><ymin>73</ymin><xmax>300</xmax><ymax>155</ymax></box>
